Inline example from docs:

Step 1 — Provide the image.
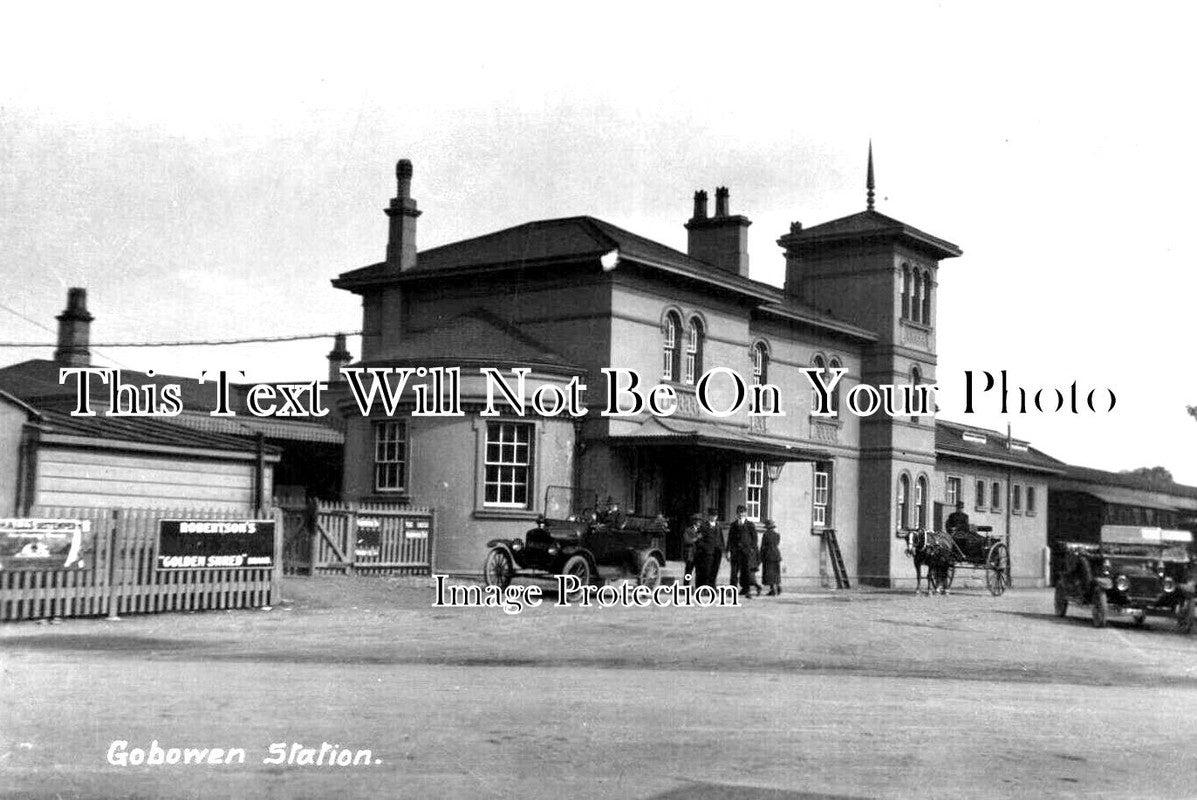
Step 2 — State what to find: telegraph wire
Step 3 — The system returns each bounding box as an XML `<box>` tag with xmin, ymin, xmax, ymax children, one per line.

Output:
<box><xmin>0</xmin><ymin>331</ymin><xmax>362</xmax><ymax>348</ymax></box>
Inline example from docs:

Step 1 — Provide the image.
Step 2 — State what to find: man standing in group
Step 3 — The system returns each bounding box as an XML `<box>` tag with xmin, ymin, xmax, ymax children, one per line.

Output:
<box><xmin>727</xmin><ymin>504</ymin><xmax>758</xmax><ymax>597</ymax></box>
<box><xmin>695</xmin><ymin>507</ymin><xmax>724</xmax><ymax>588</ymax></box>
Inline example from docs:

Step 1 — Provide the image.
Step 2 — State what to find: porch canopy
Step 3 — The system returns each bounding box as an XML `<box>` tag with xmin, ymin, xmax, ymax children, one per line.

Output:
<box><xmin>604</xmin><ymin>415</ymin><xmax>831</xmax><ymax>465</ymax></box>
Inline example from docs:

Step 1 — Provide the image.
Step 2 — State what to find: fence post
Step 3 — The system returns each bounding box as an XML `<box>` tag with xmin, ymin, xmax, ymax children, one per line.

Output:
<box><xmin>271</xmin><ymin>506</ymin><xmax>284</xmax><ymax>605</ymax></box>
<box><xmin>106</xmin><ymin>509</ymin><xmax>122</xmax><ymax>620</ymax></box>
<box><xmin>427</xmin><ymin>507</ymin><xmax>437</xmax><ymax>574</ymax></box>
<box><xmin>346</xmin><ymin>508</ymin><xmax>358</xmax><ymax>575</ymax></box>
<box><xmin>306</xmin><ymin>497</ymin><xmax>319</xmax><ymax>576</ymax></box>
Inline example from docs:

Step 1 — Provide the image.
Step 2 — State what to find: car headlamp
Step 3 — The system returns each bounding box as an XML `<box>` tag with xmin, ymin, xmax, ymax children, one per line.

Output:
<box><xmin>511</xmin><ymin>540</ymin><xmax>523</xmax><ymax>551</ymax></box>
<box><xmin>1102</xmin><ymin>559</ymin><xmax>1111</xmax><ymax>576</ymax></box>
<box><xmin>547</xmin><ymin>546</ymin><xmax>560</xmax><ymax>556</ymax></box>
<box><xmin>1115</xmin><ymin>575</ymin><xmax>1130</xmax><ymax>592</ymax></box>
<box><xmin>1164</xmin><ymin>577</ymin><xmax>1177</xmax><ymax>593</ymax></box>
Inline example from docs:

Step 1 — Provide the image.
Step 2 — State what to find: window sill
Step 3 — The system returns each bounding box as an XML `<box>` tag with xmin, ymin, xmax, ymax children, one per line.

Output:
<box><xmin>472</xmin><ymin>508</ymin><xmax>539</xmax><ymax>522</ymax></box>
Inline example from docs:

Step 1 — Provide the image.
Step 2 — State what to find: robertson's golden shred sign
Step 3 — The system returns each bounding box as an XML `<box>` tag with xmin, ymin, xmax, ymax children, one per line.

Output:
<box><xmin>156</xmin><ymin>519</ymin><xmax>275</xmax><ymax>571</ymax></box>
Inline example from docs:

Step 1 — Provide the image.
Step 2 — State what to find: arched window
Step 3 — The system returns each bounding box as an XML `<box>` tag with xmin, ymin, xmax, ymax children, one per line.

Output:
<box><xmin>912</xmin><ymin>271</ymin><xmax>923</xmax><ymax>324</ymax></box>
<box><xmin>921</xmin><ymin>270</ymin><xmax>932</xmax><ymax>325</ymax></box>
<box><xmin>662</xmin><ymin>312</ymin><xmax>681</xmax><ymax>381</ymax></box>
<box><xmin>810</xmin><ymin>354</ymin><xmax>826</xmax><ymax>414</ymax></box>
<box><xmin>897</xmin><ymin>474</ymin><xmax>910</xmax><ymax>529</ymax></box>
<box><xmin>916</xmin><ymin>475</ymin><xmax>928</xmax><ymax>529</ymax></box>
<box><xmin>751</xmin><ymin>342</ymin><xmax>768</xmax><ymax>385</ymax></box>
<box><xmin>684</xmin><ymin>317</ymin><xmax>704</xmax><ymax>385</ymax></box>
<box><xmin>910</xmin><ymin>365</ymin><xmax>922</xmax><ymax>422</ymax></box>
<box><xmin>901</xmin><ymin>265</ymin><xmax>911</xmax><ymax>320</ymax></box>
<box><xmin>828</xmin><ymin>356</ymin><xmax>843</xmax><ymax>413</ymax></box>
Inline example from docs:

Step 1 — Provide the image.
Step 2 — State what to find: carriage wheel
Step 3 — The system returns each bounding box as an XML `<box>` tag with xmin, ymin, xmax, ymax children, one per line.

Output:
<box><xmin>943</xmin><ymin>565</ymin><xmax>956</xmax><ymax>591</ymax></box>
<box><xmin>1053</xmin><ymin>582</ymin><xmax>1068</xmax><ymax>617</ymax></box>
<box><xmin>1092</xmin><ymin>589</ymin><xmax>1109</xmax><ymax>628</ymax></box>
<box><xmin>561</xmin><ymin>555</ymin><xmax>592</xmax><ymax>600</ymax></box>
<box><xmin>637</xmin><ymin>557</ymin><xmax>662</xmax><ymax>589</ymax></box>
<box><xmin>1177</xmin><ymin>596</ymin><xmax>1195</xmax><ymax>635</ymax></box>
<box><xmin>482</xmin><ymin>548</ymin><xmax>513</xmax><ymax>590</ymax></box>
<box><xmin>985</xmin><ymin>542</ymin><xmax>1010</xmax><ymax>596</ymax></box>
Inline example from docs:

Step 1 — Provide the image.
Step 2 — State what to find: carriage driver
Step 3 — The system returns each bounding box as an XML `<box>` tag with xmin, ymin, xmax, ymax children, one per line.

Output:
<box><xmin>945</xmin><ymin>501</ymin><xmax>971</xmax><ymax>534</ymax></box>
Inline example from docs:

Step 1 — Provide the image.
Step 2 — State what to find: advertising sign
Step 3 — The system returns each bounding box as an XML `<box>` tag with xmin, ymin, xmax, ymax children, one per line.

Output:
<box><xmin>355</xmin><ymin>518</ymin><xmax>381</xmax><ymax>558</ymax></box>
<box><xmin>157</xmin><ymin>520</ymin><xmax>275</xmax><ymax>570</ymax></box>
<box><xmin>0</xmin><ymin>519</ymin><xmax>92</xmax><ymax>571</ymax></box>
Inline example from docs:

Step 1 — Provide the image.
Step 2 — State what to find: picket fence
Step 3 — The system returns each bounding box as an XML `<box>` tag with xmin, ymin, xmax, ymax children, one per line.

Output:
<box><xmin>281</xmin><ymin>500</ymin><xmax>434</xmax><ymax>576</ymax></box>
<box><xmin>0</xmin><ymin>505</ymin><xmax>282</xmax><ymax>622</ymax></box>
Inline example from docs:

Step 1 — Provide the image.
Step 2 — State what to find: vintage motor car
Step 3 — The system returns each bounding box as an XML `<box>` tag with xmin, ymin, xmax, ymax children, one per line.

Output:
<box><xmin>482</xmin><ymin>486</ymin><xmax>668</xmax><ymax>592</ymax></box>
<box><xmin>1054</xmin><ymin>525</ymin><xmax>1195</xmax><ymax>631</ymax></box>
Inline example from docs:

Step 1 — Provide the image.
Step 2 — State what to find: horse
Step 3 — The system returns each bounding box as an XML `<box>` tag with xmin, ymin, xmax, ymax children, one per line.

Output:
<box><xmin>901</xmin><ymin>527</ymin><xmax>955</xmax><ymax>595</ymax></box>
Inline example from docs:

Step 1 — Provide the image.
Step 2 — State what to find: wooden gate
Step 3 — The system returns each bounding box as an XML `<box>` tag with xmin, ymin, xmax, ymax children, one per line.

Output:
<box><xmin>0</xmin><ymin>506</ymin><xmax>282</xmax><ymax>622</ymax></box>
<box><xmin>282</xmin><ymin>500</ymin><xmax>434</xmax><ymax>576</ymax></box>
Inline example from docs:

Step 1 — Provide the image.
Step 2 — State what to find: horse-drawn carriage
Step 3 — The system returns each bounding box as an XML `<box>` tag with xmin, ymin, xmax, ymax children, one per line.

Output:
<box><xmin>898</xmin><ymin>525</ymin><xmax>1011</xmax><ymax>596</ymax></box>
<box><xmin>482</xmin><ymin>486</ymin><xmax>668</xmax><ymax>591</ymax></box>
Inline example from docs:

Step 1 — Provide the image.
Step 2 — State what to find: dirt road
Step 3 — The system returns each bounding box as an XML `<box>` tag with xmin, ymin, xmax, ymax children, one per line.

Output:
<box><xmin>3</xmin><ymin>579</ymin><xmax>1196</xmax><ymax>799</ymax></box>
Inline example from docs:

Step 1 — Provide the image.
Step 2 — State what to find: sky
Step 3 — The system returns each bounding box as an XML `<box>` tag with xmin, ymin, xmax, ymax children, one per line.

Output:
<box><xmin>2</xmin><ymin>2</ymin><xmax>1195</xmax><ymax>482</ymax></box>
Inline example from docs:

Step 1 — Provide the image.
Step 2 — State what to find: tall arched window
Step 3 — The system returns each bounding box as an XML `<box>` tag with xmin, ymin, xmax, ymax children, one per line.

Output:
<box><xmin>810</xmin><ymin>354</ymin><xmax>826</xmax><ymax>414</ymax></box>
<box><xmin>751</xmin><ymin>342</ymin><xmax>768</xmax><ymax>385</ymax></box>
<box><xmin>898</xmin><ymin>474</ymin><xmax>910</xmax><ymax>529</ymax></box>
<box><xmin>684</xmin><ymin>317</ymin><xmax>704</xmax><ymax>385</ymax></box>
<box><xmin>901</xmin><ymin>265</ymin><xmax>911</xmax><ymax>320</ymax></box>
<box><xmin>829</xmin><ymin>356</ymin><xmax>843</xmax><ymax>413</ymax></box>
<box><xmin>921</xmin><ymin>271</ymin><xmax>932</xmax><ymax>325</ymax></box>
<box><xmin>662</xmin><ymin>312</ymin><xmax>681</xmax><ymax>381</ymax></box>
<box><xmin>912</xmin><ymin>271</ymin><xmax>923</xmax><ymax>324</ymax></box>
<box><xmin>910</xmin><ymin>365</ymin><xmax>922</xmax><ymax>422</ymax></box>
<box><xmin>916</xmin><ymin>475</ymin><xmax>928</xmax><ymax>529</ymax></box>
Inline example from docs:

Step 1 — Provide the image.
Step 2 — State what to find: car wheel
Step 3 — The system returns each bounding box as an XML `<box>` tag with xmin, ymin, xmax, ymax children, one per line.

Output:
<box><xmin>561</xmin><ymin>555</ymin><xmax>591</xmax><ymax>600</ymax></box>
<box><xmin>1177</xmin><ymin>596</ymin><xmax>1195</xmax><ymax>635</ymax></box>
<box><xmin>1053</xmin><ymin>582</ymin><xmax>1068</xmax><ymax>617</ymax></box>
<box><xmin>1092</xmin><ymin>588</ymin><xmax>1109</xmax><ymax>628</ymax></box>
<box><xmin>483</xmin><ymin>548</ymin><xmax>513</xmax><ymax>590</ymax></box>
<box><xmin>638</xmin><ymin>557</ymin><xmax>661</xmax><ymax>589</ymax></box>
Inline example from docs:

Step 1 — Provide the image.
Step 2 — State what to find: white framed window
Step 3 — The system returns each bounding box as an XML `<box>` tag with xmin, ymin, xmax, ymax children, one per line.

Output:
<box><xmin>810</xmin><ymin>354</ymin><xmax>826</xmax><ymax>414</ymax></box>
<box><xmin>897</xmin><ymin>474</ymin><xmax>910</xmax><ymax>528</ymax></box>
<box><xmin>484</xmin><ymin>422</ymin><xmax>533</xmax><ymax>507</ymax></box>
<box><xmin>946</xmin><ymin>476</ymin><xmax>962</xmax><ymax>508</ymax></box>
<box><xmin>745</xmin><ymin>462</ymin><xmax>765</xmax><ymax>521</ymax></box>
<box><xmin>828</xmin><ymin>356</ymin><xmax>843</xmax><ymax>413</ymax></box>
<box><xmin>684</xmin><ymin>318</ymin><xmax>703</xmax><ymax>385</ymax></box>
<box><xmin>1026</xmin><ymin>486</ymin><xmax>1037</xmax><ymax>515</ymax></box>
<box><xmin>813</xmin><ymin>467</ymin><xmax>830</xmax><ymax>527</ymax></box>
<box><xmin>991</xmin><ymin>481</ymin><xmax>1002</xmax><ymax>511</ymax></box>
<box><xmin>663</xmin><ymin>312</ymin><xmax>680</xmax><ymax>381</ymax></box>
<box><xmin>1012</xmin><ymin>484</ymin><xmax>1022</xmax><ymax>514</ymax></box>
<box><xmin>374</xmin><ymin>420</ymin><xmax>407</xmax><ymax>492</ymax></box>
<box><xmin>916</xmin><ymin>476</ymin><xmax>928</xmax><ymax>528</ymax></box>
<box><xmin>975</xmin><ymin>479</ymin><xmax>986</xmax><ymax>511</ymax></box>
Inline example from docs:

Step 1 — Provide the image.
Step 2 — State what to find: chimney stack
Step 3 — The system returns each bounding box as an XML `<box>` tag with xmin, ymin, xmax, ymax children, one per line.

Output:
<box><xmin>385</xmin><ymin>158</ymin><xmax>421</xmax><ymax>272</ymax></box>
<box><xmin>327</xmin><ymin>333</ymin><xmax>352</xmax><ymax>384</ymax></box>
<box><xmin>685</xmin><ymin>187</ymin><xmax>752</xmax><ymax>277</ymax></box>
<box><xmin>54</xmin><ymin>287</ymin><xmax>93</xmax><ymax>367</ymax></box>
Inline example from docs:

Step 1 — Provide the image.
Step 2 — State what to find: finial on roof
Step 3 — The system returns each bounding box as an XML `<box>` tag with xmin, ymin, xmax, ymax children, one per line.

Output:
<box><xmin>866</xmin><ymin>140</ymin><xmax>875</xmax><ymax>211</ymax></box>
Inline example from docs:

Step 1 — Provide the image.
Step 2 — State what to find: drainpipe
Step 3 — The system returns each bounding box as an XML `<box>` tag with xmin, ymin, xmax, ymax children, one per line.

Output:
<box><xmin>1005</xmin><ymin>422</ymin><xmax>1013</xmax><ymax>585</ymax></box>
<box><xmin>254</xmin><ymin>432</ymin><xmax>266</xmax><ymax>517</ymax></box>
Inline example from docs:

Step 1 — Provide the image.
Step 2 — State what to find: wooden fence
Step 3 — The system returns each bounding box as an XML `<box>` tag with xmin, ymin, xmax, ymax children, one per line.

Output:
<box><xmin>282</xmin><ymin>500</ymin><xmax>434</xmax><ymax>576</ymax></box>
<box><xmin>1</xmin><ymin>506</ymin><xmax>282</xmax><ymax>622</ymax></box>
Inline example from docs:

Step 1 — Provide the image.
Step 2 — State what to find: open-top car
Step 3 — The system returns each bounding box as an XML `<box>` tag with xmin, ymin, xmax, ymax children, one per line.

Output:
<box><xmin>1054</xmin><ymin>525</ymin><xmax>1195</xmax><ymax>631</ymax></box>
<box><xmin>482</xmin><ymin>486</ymin><xmax>668</xmax><ymax>592</ymax></box>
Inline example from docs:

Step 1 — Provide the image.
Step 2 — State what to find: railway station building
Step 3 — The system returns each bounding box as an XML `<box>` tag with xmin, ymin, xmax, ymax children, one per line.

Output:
<box><xmin>332</xmin><ymin>157</ymin><xmax>1069</xmax><ymax>587</ymax></box>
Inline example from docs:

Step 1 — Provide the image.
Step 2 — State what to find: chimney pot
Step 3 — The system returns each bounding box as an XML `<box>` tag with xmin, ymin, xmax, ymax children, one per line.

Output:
<box><xmin>327</xmin><ymin>333</ymin><xmax>353</xmax><ymax>384</ymax></box>
<box><xmin>692</xmin><ymin>190</ymin><xmax>709</xmax><ymax>221</ymax></box>
<box><xmin>55</xmin><ymin>287</ymin><xmax>94</xmax><ymax>367</ymax></box>
<box><xmin>385</xmin><ymin>157</ymin><xmax>421</xmax><ymax>271</ymax></box>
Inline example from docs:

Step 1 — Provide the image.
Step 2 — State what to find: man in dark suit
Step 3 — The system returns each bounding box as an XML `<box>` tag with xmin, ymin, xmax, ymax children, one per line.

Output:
<box><xmin>695</xmin><ymin>507</ymin><xmax>724</xmax><ymax>588</ymax></box>
<box><xmin>727</xmin><ymin>504</ymin><xmax>758</xmax><ymax>596</ymax></box>
<box><xmin>946</xmin><ymin>501</ymin><xmax>970</xmax><ymax>533</ymax></box>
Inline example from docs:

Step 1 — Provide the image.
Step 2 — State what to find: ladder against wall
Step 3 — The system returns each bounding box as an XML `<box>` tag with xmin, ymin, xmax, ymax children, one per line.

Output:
<box><xmin>817</xmin><ymin>528</ymin><xmax>850</xmax><ymax>589</ymax></box>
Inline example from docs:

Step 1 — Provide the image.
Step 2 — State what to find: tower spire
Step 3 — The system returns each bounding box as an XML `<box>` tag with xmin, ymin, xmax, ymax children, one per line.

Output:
<box><xmin>866</xmin><ymin>140</ymin><xmax>875</xmax><ymax>211</ymax></box>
